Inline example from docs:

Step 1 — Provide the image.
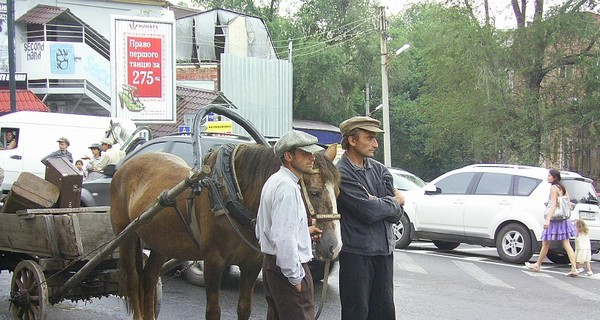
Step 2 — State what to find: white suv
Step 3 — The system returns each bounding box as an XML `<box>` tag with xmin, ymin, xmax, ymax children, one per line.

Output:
<box><xmin>396</xmin><ymin>164</ymin><xmax>600</xmax><ymax>264</ymax></box>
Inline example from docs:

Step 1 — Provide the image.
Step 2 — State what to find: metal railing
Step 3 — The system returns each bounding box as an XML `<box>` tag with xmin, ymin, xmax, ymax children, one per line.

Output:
<box><xmin>25</xmin><ymin>23</ymin><xmax>109</xmax><ymax>59</ymax></box>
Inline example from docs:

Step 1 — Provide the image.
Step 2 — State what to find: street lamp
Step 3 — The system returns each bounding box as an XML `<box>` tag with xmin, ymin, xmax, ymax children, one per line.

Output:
<box><xmin>367</xmin><ymin>104</ymin><xmax>383</xmax><ymax>117</ymax></box>
<box><xmin>380</xmin><ymin>7</ymin><xmax>410</xmax><ymax>166</ymax></box>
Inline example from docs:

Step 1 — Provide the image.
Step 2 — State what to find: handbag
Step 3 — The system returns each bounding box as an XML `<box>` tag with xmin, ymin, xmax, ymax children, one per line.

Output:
<box><xmin>544</xmin><ymin>195</ymin><xmax>572</xmax><ymax>221</ymax></box>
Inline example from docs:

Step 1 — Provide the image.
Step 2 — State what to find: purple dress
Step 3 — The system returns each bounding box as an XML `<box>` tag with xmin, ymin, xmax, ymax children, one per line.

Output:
<box><xmin>542</xmin><ymin>185</ymin><xmax>578</xmax><ymax>241</ymax></box>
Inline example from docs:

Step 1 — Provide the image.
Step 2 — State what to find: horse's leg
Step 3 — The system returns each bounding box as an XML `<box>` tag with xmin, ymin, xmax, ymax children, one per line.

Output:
<box><xmin>141</xmin><ymin>251</ymin><xmax>167</xmax><ymax>320</ymax></box>
<box><xmin>203</xmin><ymin>257</ymin><xmax>226</xmax><ymax>320</ymax></box>
<box><xmin>236</xmin><ymin>260</ymin><xmax>262</xmax><ymax>320</ymax></box>
<box><xmin>118</xmin><ymin>235</ymin><xmax>145</xmax><ymax>320</ymax></box>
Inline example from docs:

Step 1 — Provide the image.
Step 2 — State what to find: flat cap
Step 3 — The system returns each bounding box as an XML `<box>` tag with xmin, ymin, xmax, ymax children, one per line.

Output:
<box><xmin>339</xmin><ymin>116</ymin><xmax>384</xmax><ymax>137</ymax></box>
<box><xmin>88</xmin><ymin>143</ymin><xmax>101</xmax><ymax>149</ymax></box>
<box><xmin>274</xmin><ymin>130</ymin><xmax>324</xmax><ymax>158</ymax></box>
<box><xmin>56</xmin><ymin>137</ymin><xmax>70</xmax><ymax>146</ymax></box>
<box><xmin>100</xmin><ymin>138</ymin><xmax>114</xmax><ymax>145</ymax></box>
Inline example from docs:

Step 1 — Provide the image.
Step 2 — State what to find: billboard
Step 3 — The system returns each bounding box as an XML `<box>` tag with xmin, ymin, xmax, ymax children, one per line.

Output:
<box><xmin>110</xmin><ymin>15</ymin><xmax>176</xmax><ymax>123</ymax></box>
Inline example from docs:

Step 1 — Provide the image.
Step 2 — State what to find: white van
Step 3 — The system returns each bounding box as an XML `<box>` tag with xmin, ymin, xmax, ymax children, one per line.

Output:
<box><xmin>0</xmin><ymin>111</ymin><xmax>137</xmax><ymax>193</ymax></box>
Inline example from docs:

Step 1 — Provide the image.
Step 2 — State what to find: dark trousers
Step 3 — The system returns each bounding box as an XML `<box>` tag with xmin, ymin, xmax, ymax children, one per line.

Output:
<box><xmin>262</xmin><ymin>254</ymin><xmax>315</xmax><ymax>320</ymax></box>
<box><xmin>339</xmin><ymin>251</ymin><xmax>395</xmax><ymax>320</ymax></box>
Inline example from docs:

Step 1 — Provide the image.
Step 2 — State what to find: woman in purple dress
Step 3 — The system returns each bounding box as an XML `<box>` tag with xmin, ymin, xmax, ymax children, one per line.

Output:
<box><xmin>525</xmin><ymin>169</ymin><xmax>579</xmax><ymax>276</ymax></box>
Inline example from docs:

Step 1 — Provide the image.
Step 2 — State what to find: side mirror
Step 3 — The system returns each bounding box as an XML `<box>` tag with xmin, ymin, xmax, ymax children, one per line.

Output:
<box><xmin>424</xmin><ymin>183</ymin><xmax>441</xmax><ymax>195</ymax></box>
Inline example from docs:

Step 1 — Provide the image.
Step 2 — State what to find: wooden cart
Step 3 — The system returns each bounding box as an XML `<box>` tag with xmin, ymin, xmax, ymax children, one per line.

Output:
<box><xmin>0</xmin><ymin>206</ymin><xmax>123</xmax><ymax>319</ymax></box>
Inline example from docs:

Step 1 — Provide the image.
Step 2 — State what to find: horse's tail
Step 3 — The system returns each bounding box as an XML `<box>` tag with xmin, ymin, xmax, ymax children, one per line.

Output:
<box><xmin>117</xmin><ymin>232</ymin><xmax>145</xmax><ymax>315</ymax></box>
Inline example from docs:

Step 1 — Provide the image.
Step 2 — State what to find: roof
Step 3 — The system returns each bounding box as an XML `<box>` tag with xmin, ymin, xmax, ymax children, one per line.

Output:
<box><xmin>148</xmin><ymin>86</ymin><xmax>235</xmax><ymax>137</ymax></box>
<box><xmin>16</xmin><ymin>5</ymin><xmax>68</xmax><ymax>24</ymax></box>
<box><xmin>0</xmin><ymin>90</ymin><xmax>49</xmax><ymax>114</ymax></box>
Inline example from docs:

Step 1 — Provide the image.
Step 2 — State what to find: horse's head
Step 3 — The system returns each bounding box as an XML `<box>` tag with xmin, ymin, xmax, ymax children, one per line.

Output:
<box><xmin>105</xmin><ymin>119</ymin><xmax>136</xmax><ymax>146</ymax></box>
<box><xmin>301</xmin><ymin>144</ymin><xmax>342</xmax><ymax>261</ymax></box>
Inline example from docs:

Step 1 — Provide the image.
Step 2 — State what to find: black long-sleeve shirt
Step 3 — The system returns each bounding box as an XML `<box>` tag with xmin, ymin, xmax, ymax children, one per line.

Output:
<box><xmin>336</xmin><ymin>154</ymin><xmax>403</xmax><ymax>256</ymax></box>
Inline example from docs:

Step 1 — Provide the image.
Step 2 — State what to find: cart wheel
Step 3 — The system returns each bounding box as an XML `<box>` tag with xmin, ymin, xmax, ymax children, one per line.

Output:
<box><xmin>10</xmin><ymin>260</ymin><xmax>49</xmax><ymax>320</ymax></box>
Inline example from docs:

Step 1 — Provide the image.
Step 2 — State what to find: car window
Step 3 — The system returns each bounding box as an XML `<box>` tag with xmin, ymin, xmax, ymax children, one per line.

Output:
<box><xmin>435</xmin><ymin>172</ymin><xmax>476</xmax><ymax>194</ymax></box>
<box><xmin>392</xmin><ymin>173</ymin><xmax>422</xmax><ymax>191</ymax></box>
<box><xmin>563</xmin><ymin>180</ymin><xmax>599</xmax><ymax>205</ymax></box>
<box><xmin>514</xmin><ymin>176</ymin><xmax>541</xmax><ymax>196</ymax></box>
<box><xmin>474</xmin><ymin>173</ymin><xmax>511</xmax><ymax>195</ymax></box>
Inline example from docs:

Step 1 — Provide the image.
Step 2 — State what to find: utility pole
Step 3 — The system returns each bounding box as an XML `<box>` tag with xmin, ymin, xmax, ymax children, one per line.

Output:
<box><xmin>365</xmin><ymin>83</ymin><xmax>370</xmax><ymax>115</ymax></box>
<box><xmin>379</xmin><ymin>6</ymin><xmax>391</xmax><ymax>166</ymax></box>
<box><xmin>7</xmin><ymin>0</ymin><xmax>16</xmax><ymax>113</ymax></box>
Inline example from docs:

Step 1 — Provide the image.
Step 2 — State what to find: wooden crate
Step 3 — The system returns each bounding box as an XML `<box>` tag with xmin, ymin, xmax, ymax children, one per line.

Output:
<box><xmin>1</xmin><ymin>172</ymin><xmax>59</xmax><ymax>213</ymax></box>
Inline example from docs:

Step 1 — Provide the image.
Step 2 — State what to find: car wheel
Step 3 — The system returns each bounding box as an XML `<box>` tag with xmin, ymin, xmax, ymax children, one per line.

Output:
<box><xmin>546</xmin><ymin>252</ymin><xmax>570</xmax><ymax>264</ymax></box>
<box><xmin>432</xmin><ymin>241</ymin><xmax>460</xmax><ymax>250</ymax></box>
<box><xmin>308</xmin><ymin>260</ymin><xmax>336</xmax><ymax>282</ymax></box>
<box><xmin>495</xmin><ymin>223</ymin><xmax>533</xmax><ymax>264</ymax></box>
<box><xmin>393</xmin><ymin>214</ymin><xmax>412</xmax><ymax>249</ymax></box>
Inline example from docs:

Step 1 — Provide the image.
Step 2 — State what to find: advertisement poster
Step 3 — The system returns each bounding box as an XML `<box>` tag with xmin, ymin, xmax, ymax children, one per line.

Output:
<box><xmin>111</xmin><ymin>16</ymin><xmax>175</xmax><ymax>123</ymax></box>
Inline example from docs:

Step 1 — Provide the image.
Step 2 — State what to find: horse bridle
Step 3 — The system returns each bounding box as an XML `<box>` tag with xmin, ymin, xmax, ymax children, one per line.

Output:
<box><xmin>299</xmin><ymin>173</ymin><xmax>340</xmax><ymax>225</ymax></box>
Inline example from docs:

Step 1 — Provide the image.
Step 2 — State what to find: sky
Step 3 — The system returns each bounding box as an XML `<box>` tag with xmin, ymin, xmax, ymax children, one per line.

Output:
<box><xmin>177</xmin><ymin>0</ymin><xmax>569</xmax><ymax>30</ymax></box>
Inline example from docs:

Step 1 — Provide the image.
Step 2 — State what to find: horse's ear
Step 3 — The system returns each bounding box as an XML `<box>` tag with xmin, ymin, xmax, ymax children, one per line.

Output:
<box><xmin>324</xmin><ymin>144</ymin><xmax>337</xmax><ymax>162</ymax></box>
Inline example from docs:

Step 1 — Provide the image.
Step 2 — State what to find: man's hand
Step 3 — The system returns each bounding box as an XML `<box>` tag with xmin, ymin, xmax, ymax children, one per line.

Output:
<box><xmin>394</xmin><ymin>190</ymin><xmax>405</xmax><ymax>206</ymax></box>
<box><xmin>309</xmin><ymin>226</ymin><xmax>322</xmax><ymax>242</ymax></box>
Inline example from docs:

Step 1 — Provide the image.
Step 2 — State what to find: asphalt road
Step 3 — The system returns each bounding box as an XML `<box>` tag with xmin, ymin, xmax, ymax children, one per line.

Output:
<box><xmin>0</xmin><ymin>243</ymin><xmax>598</xmax><ymax>319</ymax></box>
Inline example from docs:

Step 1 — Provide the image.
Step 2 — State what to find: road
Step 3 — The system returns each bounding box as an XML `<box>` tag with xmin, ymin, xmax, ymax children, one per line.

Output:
<box><xmin>0</xmin><ymin>243</ymin><xmax>598</xmax><ymax>319</ymax></box>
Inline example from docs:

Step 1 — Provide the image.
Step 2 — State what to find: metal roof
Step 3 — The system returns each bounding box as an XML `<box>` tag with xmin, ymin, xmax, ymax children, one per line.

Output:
<box><xmin>0</xmin><ymin>90</ymin><xmax>49</xmax><ymax>114</ymax></box>
<box><xmin>16</xmin><ymin>5</ymin><xmax>68</xmax><ymax>24</ymax></box>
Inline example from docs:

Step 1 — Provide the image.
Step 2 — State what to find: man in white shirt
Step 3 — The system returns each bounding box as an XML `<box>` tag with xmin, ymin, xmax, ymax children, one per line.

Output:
<box><xmin>100</xmin><ymin>138</ymin><xmax>126</xmax><ymax>166</ymax></box>
<box><xmin>255</xmin><ymin>130</ymin><xmax>324</xmax><ymax>320</ymax></box>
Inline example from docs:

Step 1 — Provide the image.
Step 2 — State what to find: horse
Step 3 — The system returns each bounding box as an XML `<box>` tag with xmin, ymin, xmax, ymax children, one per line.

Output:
<box><xmin>105</xmin><ymin>119</ymin><xmax>151</xmax><ymax>154</ymax></box>
<box><xmin>109</xmin><ymin>142</ymin><xmax>341</xmax><ymax>320</ymax></box>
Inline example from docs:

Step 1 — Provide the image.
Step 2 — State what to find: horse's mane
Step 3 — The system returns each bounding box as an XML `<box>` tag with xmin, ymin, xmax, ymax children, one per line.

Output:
<box><xmin>313</xmin><ymin>152</ymin><xmax>340</xmax><ymax>184</ymax></box>
<box><xmin>233</xmin><ymin>144</ymin><xmax>280</xmax><ymax>194</ymax></box>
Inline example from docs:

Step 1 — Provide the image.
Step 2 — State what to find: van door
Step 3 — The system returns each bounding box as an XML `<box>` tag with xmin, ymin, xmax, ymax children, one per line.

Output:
<box><xmin>0</xmin><ymin>127</ymin><xmax>23</xmax><ymax>192</ymax></box>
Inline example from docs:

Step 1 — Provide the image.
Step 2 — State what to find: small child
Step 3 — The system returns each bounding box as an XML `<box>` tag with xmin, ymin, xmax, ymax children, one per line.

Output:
<box><xmin>574</xmin><ymin>219</ymin><xmax>593</xmax><ymax>276</ymax></box>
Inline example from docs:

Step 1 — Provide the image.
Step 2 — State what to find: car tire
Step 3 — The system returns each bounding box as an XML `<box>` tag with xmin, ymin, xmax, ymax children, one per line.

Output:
<box><xmin>182</xmin><ymin>261</ymin><xmax>205</xmax><ymax>287</ymax></box>
<box><xmin>546</xmin><ymin>252</ymin><xmax>570</xmax><ymax>264</ymax></box>
<box><xmin>433</xmin><ymin>241</ymin><xmax>460</xmax><ymax>250</ymax></box>
<box><xmin>495</xmin><ymin>223</ymin><xmax>533</xmax><ymax>264</ymax></box>
<box><xmin>393</xmin><ymin>214</ymin><xmax>412</xmax><ymax>249</ymax></box>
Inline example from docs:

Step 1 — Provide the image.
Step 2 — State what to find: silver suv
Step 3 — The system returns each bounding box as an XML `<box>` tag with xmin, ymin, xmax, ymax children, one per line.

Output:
<box><xmin>397</xmin><ymin>164</ymin><xmax>600</xmax><ymax>264</ymax></box>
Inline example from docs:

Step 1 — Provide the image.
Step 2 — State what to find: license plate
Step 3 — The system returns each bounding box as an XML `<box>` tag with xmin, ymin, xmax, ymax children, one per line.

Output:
<box><xmin>579</xmin><ymin>211</ymin><xmax>596</xmax><ymax>220</ymax></box>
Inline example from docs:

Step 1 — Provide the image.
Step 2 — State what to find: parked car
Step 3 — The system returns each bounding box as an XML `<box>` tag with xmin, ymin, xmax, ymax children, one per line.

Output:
<box><xmin>80</xmin><ymin>133</ymin><xmax>334</xmax><ymax>281</ymax></box>
<box><xmin>395</xmin><ymin>164</ymin><xmax>600</xmax><ymax>264</ymax></box>
<box><xmin>387</xmin><ymin>167</ymin><xmax>426</xmax><ymax>248</ymax></box>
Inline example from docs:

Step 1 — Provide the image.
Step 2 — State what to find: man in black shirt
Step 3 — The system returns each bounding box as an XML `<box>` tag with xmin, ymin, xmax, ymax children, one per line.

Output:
<box><xmin>336</xmin><ymin>116</ymin><xmax>404</xmax><ymax>320</ymax></box>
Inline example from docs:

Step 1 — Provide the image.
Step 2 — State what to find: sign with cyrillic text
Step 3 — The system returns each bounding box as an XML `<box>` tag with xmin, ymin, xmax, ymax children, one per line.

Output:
<box><xmin>111</xmin><ymin>15</ymin><xmax>176</xmax><ymax>123</ymax></box>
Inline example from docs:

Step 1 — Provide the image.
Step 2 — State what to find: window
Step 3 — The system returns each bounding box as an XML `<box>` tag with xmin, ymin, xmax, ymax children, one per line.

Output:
<box><xmin>475</xmin><ymin>173</ymin><xmax>512</xmax><ymax>195</ymax></box>
<box><xmin>0</xmin><ymin>128</ymin><xmax>19</xmax><ymax>150</ymax></box>
<box><xmin>514</xmin><ymin>176</ymin><xmax>541</xmax><ymax>196</ymax></box>
<box><xmin>436</xmin><ymin>172</ymin><xmax>476</xmax><ymax>194</ymax></box>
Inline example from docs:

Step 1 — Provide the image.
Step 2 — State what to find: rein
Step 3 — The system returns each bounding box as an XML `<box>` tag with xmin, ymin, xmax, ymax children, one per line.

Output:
<box><xmin>298</xmin><ymin>175</ymin><xmax>339</xmax><ymax>320</ymax></box>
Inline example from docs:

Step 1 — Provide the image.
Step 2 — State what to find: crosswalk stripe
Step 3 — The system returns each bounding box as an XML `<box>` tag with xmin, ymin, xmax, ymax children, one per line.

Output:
<box><xmin>453</xmin><ymin>261</ymin><xmax>514</xmax><ymax>289</ymax></box>
<box><xmin>524</xmin><ymin>271</ymin><xmax>600</xmax><ymax>301</ymax></box>
<box><xmin>395</xmin><ymin>252</ymin><xmax>427</xmax><ymax>274</ymax></box>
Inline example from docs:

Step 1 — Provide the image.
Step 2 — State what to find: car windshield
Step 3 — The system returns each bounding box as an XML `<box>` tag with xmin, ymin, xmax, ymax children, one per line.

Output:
<box><xmin>391</xmin><ymin>172</ymin><xmax>426</xmax><ymax>191</ymax></box>
<box><xmin>563</xmin><ymin>179</ymin><xmax>599</xmax><ymax>205</ymax></box>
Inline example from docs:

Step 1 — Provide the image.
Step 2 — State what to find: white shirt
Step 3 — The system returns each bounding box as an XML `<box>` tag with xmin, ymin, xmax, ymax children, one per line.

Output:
<box><xmin>255</xmin><ymin>166</ymin><xmax>313</xmax><ymax>285</ymax></box>
<box><xmin>104</xmin><ymin>147</ymin><xmax>126</xmax><ymax>165</ymax></box>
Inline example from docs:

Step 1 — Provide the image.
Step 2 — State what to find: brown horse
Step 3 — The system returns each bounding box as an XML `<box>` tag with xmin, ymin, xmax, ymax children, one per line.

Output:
<box><xmin>110</xmin><ymin>143</ymin><xmax>341</xmax><ymax>320</ymax></box>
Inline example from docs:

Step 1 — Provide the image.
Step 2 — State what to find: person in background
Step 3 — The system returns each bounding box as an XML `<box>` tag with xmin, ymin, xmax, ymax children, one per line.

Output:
<box><xmin>74</xmin><ymin>159</ymin><xmax>87</xmax><ymax>179</ymax></box>
<box><xmin>84</xmin><ymin>143</ymin><xmax>105</xmax><ymax>179</ymax></box>
<box><xmin>335</xmin><ymin>116</ymin><xmax>404</xmax><ymax>320</ymax></box>
<box><xmin>574</xmin><ymin>219</ymin><xmax>593</xmax><ymax>276</ymax></box>
<box><xmin>0</xmin><ymin>131</ymin><xmax>17</xmax><ymax>150</ymax></box>
<box><xmin>100</xmin><ymin>138</ymin><xmax>126</xmax><ymax>165</ymax></box>
<box><xmin>41</xmin><ymin>137</ymin><xmax>73</xmax><ymax>164</ymax></box>
<box><xmin>526</xmin><ymin>169</ymin><xmax>578</xmax><ymax>276</ymax></box>
<box><xmin>255</xmin><ymin>130</ymin><xmax>325</xmax><ymax>320</ymax></box>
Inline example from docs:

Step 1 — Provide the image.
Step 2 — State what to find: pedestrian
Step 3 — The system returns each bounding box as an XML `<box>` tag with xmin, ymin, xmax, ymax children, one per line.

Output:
<box><xmin>100</xmin><ymin>138</ymin><xmax>126</xmax><ymax>165</ymax></box>
<box><xmin>85</xmin><ymin>143</ymin><xmax>105</xmax><ymax>180</ymax></box>
<box><xmin>574</xmin><ymin>219</ymin><xmax>593</xmax><ymax>276</ymax></box>
<box><xmin>335</xmin><ymin>116</ymin><xmax>405</xmax><ymax>320</ymax></box>
<box><xmin>255</xmin><ymin>130</ymin><xmax>325</xmax><ymax>320</ymax></box>
<box><xmin>525</xmin><ymin>168</ymin><xmax>578</xmax><ymax>276</ymax></box>
<box><xmin>74</xmin><ymin>159</ymin><xmax>87</xmax><ymax>179</ymax></box>
<box><xmin>41</xmin><ymin>137</ymin><xmax>73</xmax><ymax>164</ymax></box>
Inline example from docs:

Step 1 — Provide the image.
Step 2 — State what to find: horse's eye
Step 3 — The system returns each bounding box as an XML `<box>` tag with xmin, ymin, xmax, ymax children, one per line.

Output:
<box><xmin>310</xmin><ymin>191</ymin><xmax>320</xmax><ymax>197</ymax></box>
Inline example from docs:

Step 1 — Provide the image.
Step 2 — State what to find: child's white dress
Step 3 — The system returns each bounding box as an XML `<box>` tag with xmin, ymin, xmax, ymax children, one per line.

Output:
<box><xmin>575</xmin><ymin>233</ymin><xmax>591</xmax><ymax>263</ymax></box>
